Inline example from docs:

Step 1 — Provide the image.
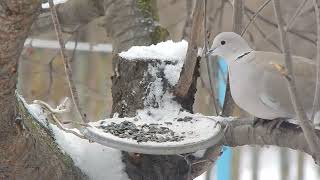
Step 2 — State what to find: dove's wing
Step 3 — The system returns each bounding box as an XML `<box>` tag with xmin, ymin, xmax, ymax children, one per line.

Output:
<box><xmin>254</xmin><ymin>51</ymin><xmax>316</xmax><ymax>116</ymax></box>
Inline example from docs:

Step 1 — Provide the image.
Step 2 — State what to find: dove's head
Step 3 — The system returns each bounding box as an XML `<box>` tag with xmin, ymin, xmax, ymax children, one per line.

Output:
<box><xmin>208</xmin><ymin>32</ymin><xmax>252</xmax><ymax>64</ymax></box>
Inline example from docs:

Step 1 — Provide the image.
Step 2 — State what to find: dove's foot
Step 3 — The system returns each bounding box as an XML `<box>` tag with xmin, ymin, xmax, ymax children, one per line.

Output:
<box><xmin>252</xmin><ymin>117</ymin><xmax>264</xmax><ymax>127</ymax></box>
<box><xmin>266</xmin><ymin>118</ymin><xmax>286</xmax><ymax>134</ymax></box>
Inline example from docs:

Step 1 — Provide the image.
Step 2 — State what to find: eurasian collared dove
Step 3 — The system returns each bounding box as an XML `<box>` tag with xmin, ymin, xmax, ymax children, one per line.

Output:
<box><xmin>208</xmin><ymin>32</ymin><xmax>316</xmax><ymax>120</ymax></box>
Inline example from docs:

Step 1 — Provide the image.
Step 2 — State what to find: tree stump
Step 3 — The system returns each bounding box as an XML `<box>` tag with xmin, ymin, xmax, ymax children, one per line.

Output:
<box><xmin>111</xmin><ymin>56</ymin><xmax>198</xmax><ymax>117</ymax></box>
<box><xmin>111</xmin><ymin>55</ymin><xmax>217</xmax><ymax>180</ymax></box>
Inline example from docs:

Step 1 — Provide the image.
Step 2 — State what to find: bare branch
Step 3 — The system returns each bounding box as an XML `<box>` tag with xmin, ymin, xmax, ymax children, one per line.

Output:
<box><xmin>217</xmin><ymin>1</ymin><xmax>225</xmax><ymax>33</ymax></box>
<box><xmin>232</xmin><ymin>0</ymin><xmax>244</xmax><ymax>34</ymax></box>
<box><xmin>244</xmin><ymin>6</ymin><xmax>316</xmax><ymax>45</ymax></box>
<box><xmin>32</xmin><ymin>0</ymin><xmax>104</xmax><ymax>35</ymax></box>
<box><xmin>312</xmin><ymin>0</ymin><xmax>320</xmax><ymax>122</ymax></box>
<box><xmin>182</xmin><ymin>0</ymin><xmax>193</xmax><ymax>39</ymax></box>
<box><xmin>241</xmin><ymin>0</ymin><xmax>271</xmax><ymax>36</ymax></box>
<box><xmin>175</xmin><ymin>0</ymin><xmax>204</xmax><ymax>97</ymax></box>
<box><xmin>48</xmin><ymin>0</ymin><xmax>88</xmax><ymax>123</ymax></box>
<box><xmin>286</xmin><ymin>0</ymin><xmax>308</xmax><ymax>29</ymax></box>
<box><xmin>221</xmin><ymin>119</ymin><xmax>318</xmax><ymax>157</ymax></box>
<box><xmin>33</xmin><ymin>99</ymin><xmax>87</xmax><ymax>139</ymax></box>
<box><xmin>247</xmin><ymin>0</ymin><xmax>308</xmax><ymax>52</ymax></box>
<box><xmin>246</xmin><ymin>13</ymin><xmax>282</xmax><ymax>51</ymax></box>
<box><xmin>204</xmin><ymin>0</ymin><xmax>220</xmax><ymax>115</ymax></box>
<box><xmin>273</xmin><ymin>0</ymin><xmax>320</xmax><ymax>163</ymax></box>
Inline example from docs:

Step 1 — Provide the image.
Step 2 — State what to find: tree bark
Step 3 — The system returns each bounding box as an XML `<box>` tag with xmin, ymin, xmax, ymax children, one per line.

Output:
<box><xmin>0</xmin><ymin>1</ymin><xmax>87</xmax><ymax>179</ymax></box>
<box><xmin>0</xmin><ymin>0</ymin><xmax>40</xmax><ymax>143</ymax></box>
<box><xmin>0</xmin><ymin>95</ymin><xmax>89</xmax><ymax>179</ymax></box>
<box><xmin>112</xmin><ymin>56</ymin><xmax>208</xmax><ymax>180</ymax></box>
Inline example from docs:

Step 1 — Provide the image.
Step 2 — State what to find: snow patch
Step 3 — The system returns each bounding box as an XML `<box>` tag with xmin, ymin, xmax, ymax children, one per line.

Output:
<box><xmin>42</xmin><ymin>0</ymin><xmax>68</xmax><ymax>8</ymax></box>
<box><xmin>119</xmin><ymin>40</ymin><xmax>188</xmax><ymax>62</ymax></box>
<box><xmin>51</xmin><ymin>125</ymin><xmax>130</xmax><ymax>180</ymax></box>
<box><xmin>164</xmin><ymin>62</ymin><xmax>184</xmax><ymax>86</ymax></box>
<box><xmin>120</xmin><ymin>40</ymin><xmax>188</xmax><ymax>89</ymax></box>
<box><xmin>18</xmin><ymin>94</ymin><xmax>49</xmax><ymax>127</ymax></box>
<box><xmin>27</xmin><ymin>104</ymin><xmax>48</xmax><ymax>127</ymax></box>
<box><xmin>193</xmin><ymin>149</ymin><xmax>207</xmax><ymax>158</ymax></box>
<box><xmin>144</xmin><ymin>63</ymin><xmax>165</xmax><ymax>107</ymax></box>
<box><xmin>23</xmin><ymin>100</ymin><xmax>129</xmax><ymax>180</ymax></box>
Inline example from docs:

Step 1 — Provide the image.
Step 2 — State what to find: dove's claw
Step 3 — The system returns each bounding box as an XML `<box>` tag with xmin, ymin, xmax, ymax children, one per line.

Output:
<box><xmin>252</xmin><ymin>117</ymin><xmax>263</xmax><ymax>127</ymax></box>
<box><xmin>252</xmin><ymin>117</ymin><xmax>270</xmax><ymax>127</ymax></box>
<box><xmin>266</xmin><ymin>118</ymin><xmax>285</xmax><ymax>134</ymax></box>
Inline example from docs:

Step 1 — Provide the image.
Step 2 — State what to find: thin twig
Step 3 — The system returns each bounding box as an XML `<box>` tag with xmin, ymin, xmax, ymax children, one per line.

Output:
<box><xmin>273</xmin><ymin>0</ymin><xmax>320</xmax><ymax>164</ymax></box>
<box><xmin>203</xmin><ymin>0</ymin><xmax>208</xmax><ymax>52</ymax></box>
<box><xmin>232</xmin><ymin>0</ymin><xmax>245</xmax><ymax>34</ymax></box>
<box><xmin>46</xmin><ymin>59</ymin><xmax>53</xmax><ymax>99</ymax></box>
<box><xmin>182</xmin><ymin>0</ymin><xmax>193</xmax><ymax>39</ymax></box>
<box><xmin>246</xmin><ymin>0</ymin><xmax>311</xmax><ymax>51</ymax></box>
<box><xmin>48</xmin><ymin>0</ymin><xmax>88</xmax><ymax>123</ymax></box>
<box><xmin>33</xmin><ymin>99</ymin><xmax>87</xmax><ymax>139</ymax></box>
<box><xmin>45</xmin><ymin>30</ymin><xmax>81</xmax><ymax>99</ymax></box>
<box><xmin>241</xmin><ymin>0</ymin><xmax>271</xmax><ymax>36</ymax></box>
<box><xmin>204</xmin><ymin>0</ymin><xmax>220</xmax><ymax>115</ymax></box>
<box><xmin>245</xmin><ymin>6</ymin><xmax>316</xmax><ymax>45</ymax></box>
<box><xmin>311</xmin><ymin>0</ymin><xmax>320</xmax><ymax>122</ymax></box>
<box><xmin>177</xmin><ymin>154</ymin><xmax>193</xmax><ymax>180</ymax></box>
<box><xmin>244</xmin><ymin>12</ymin><xmax>282</xmax><ymax>51</ymax></box>
<box><xmin>217</xmin><ymin>1</ymin><xmax>225</xmax><ymax>33</ymax></box>
<box><xmin>286</xmin><ymin>0</ymin><xmax>308</xmax><ymax>30</ymax></box>
<box><xmin>226</xmin><ymin>0</ymin><xmax>313</xmax><ymax>43</ymax></box>
<box><xmin>69</xmin><ymin>32</ymin><xmax>79</xmax><ymax>63</ymax></box>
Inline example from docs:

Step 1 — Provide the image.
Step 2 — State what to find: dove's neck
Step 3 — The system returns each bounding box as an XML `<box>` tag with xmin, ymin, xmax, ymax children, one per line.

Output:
<box><xmin>224</xmin><ymin>46</ymin><xmax>253</xmax><ymax>63</ymax></box>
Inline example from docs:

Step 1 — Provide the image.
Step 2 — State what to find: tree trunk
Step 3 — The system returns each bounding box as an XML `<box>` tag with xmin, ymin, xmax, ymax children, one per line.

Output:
<box><xmin>111</xmin><ymin>53</ymin><xmax>202</xmax><ymax>179</ymax></box>
<box><xmin>0</xmin><ymin>1</ymin><xmax>87</xmax><ymax>179</ymax></box>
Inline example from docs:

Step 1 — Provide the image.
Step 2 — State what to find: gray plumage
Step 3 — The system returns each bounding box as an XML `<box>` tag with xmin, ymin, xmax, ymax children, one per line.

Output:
<box><xmin>209</xmin><ymin>32</ymin><xmax>316</xmax><ymax>120</ymax></box>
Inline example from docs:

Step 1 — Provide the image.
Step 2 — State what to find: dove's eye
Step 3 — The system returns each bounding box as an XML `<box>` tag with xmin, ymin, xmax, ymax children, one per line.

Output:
<box><xmin>221</xmin><ymin>40</ymin><xmax>226</xmax><ymax>45</ymax></box>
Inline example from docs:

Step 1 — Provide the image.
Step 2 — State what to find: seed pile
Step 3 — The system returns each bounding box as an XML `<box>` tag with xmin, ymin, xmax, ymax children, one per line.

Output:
<box><xmin>98</xmin><ymin>121</ymin><xmax>185</xmax><ymax>143</ymax></box>
<box><xmin>176</xmin><ymin>116</ymin><xmax>193</xmax><ymax>122</ymax></box>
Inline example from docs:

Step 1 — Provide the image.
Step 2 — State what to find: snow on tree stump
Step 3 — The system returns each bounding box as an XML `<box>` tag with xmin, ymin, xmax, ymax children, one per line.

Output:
<box><xmin>80</xmin><ymin>40</ymin><xmax>223</xmax><ymax>155</ymax></box>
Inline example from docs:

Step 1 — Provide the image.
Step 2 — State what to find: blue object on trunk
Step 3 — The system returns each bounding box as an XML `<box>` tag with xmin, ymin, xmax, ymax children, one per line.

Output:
<box><xmin>216</xmin><ymin>57</ymin><xmax>231</xmax><ymax>180</ymax></box>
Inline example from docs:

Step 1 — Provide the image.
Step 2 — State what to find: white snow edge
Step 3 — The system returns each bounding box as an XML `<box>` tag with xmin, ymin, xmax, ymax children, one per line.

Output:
<box><xmin>119</xmin><ymin>40</ymin><xmax>188</xmax><ymax>62</ymax></box>
<box><xmin>19</xmin><ymin>95</ymin><xmax>130</xmax><ymax>180</ymax></box>
<box><xmin>42</xmin><ymin>0</ymin><xmax>68</xmax><ymax>8</ymax></box>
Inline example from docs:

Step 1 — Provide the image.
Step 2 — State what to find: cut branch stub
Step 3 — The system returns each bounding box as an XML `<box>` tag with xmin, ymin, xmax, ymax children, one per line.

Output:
<box><xmin>174</xmin><ymin>0</ymin><xmax>204</xmax><ymax>98</ymax></box>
